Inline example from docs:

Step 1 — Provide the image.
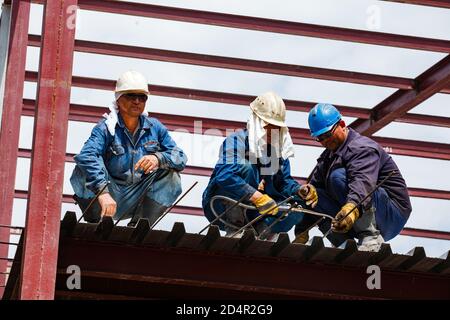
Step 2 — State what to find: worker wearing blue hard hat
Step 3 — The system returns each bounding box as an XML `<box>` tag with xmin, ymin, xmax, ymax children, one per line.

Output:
<box><xmin>295</xmin><ymin>103</ymin><xmax>412</xmax><ymax>252</ymax></box>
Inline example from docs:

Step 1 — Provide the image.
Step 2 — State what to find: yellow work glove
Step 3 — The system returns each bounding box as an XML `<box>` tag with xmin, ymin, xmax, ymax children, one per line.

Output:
<box><xmin>293</xmin><ymin>230</ymin><xmax>309</xmax><ymax>244</ymax></box>
<box><xmin>254</xmin><ymin>194</ymin><xmax>278</xmax><ymax>216</ymax></box>
<box><xmin>298</xmin><ymin>184</ymin><xmax>318</xmax><ymax>208</ymax></box>
<box><xmin>332</xmin><ymin>202</ymin><xmax>360</xmax><ymax>233</ymax></box>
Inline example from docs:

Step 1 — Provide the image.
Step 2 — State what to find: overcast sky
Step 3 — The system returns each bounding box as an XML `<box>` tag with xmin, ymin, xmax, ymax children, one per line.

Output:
<box><xmin>2</xmin><ymin>0</ymin><xmax>449</xmax><ymax>258</ymax></box>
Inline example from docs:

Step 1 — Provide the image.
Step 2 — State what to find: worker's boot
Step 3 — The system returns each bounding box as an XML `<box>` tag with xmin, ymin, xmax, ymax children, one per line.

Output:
<box><xmin>353</xmin><ymin>206</ymin><xmax>383</xmax><ymax>252</ymax></box>
<box><xmin>358</xmin><ymin>234</ymin><xmax>384</xmax><ymax>252</ymax></box>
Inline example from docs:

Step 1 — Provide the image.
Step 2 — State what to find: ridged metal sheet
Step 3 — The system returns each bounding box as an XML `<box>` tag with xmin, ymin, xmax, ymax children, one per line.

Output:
<box><xmin>59</xmin><ymin>212</ymin><xmax>450</xmax><ymax>276</ymax></box>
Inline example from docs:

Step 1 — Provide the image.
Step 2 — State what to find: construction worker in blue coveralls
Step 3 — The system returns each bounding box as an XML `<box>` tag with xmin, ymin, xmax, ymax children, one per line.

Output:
<box><xmin>294</xmin><ymin>103</ymin><xmax>412</xmax><ymax>251</ymax></box>
<box><xmin>70</xmin><ymin>70</ymin><xmax>187</xmax><ymax>226</ymax></box>
<box><xmin>202</xmin><ymin>92</ymin><xmax>304</xmax><ymax>240</ymax></box>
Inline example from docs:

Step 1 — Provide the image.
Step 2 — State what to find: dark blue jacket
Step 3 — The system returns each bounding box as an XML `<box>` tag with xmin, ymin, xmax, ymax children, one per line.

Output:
<box><xmin>310</xmin><ymin>128</ymin><xmax>412</xmax><ymax>219</ymax></box>
<box><xmin>202</xmin><ymin>129</ymin><xmax>300</xmax><ymax>209</ymax></box>
<box><xmin>73</xmin><ymin>113</ymin><xmax>187</xmax><ymax>194</ymax></box>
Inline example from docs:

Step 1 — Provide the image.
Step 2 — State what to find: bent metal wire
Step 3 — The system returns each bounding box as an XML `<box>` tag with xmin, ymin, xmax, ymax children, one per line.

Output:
<box><xmin>208</xmin><ymin>195</ymin><xmax>335</xmax><ymax>238</ymax></box>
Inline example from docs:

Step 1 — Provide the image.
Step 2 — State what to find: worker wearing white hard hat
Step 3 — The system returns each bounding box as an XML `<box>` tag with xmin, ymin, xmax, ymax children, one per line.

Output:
<box><xmin>202</xmin><ymin>91</ymin><xmax>304</xmax><ymax>239</ymax></box>
<box><xmin>70</xmin><ymin>70</ymin><xmax>187</xmax><ymax>226</ymax></box>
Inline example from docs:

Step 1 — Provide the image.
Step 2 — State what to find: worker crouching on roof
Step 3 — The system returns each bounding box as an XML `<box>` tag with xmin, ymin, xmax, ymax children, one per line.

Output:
<box><xmin>295</xmin><ymin>103</ymin><xmax>412</xmax><ymax>251</ymax></box>
<box><xmin>70</xmin><ymin>70</ymin><xmax>187</xmax><ymax>226</ymax></box>
<box><xmin>202</xmin><ymin>92</ymin><xmax>304</xmax><ymax>240</ymax></box>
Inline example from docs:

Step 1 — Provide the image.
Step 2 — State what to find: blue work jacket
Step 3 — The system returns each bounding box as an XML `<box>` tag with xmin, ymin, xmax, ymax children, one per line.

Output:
<box><xmin>73</xmin><ymin>113</ymin><xmax>187</xmax><ymax>194</ymax></box>
<box><xmin>202</xmin><ymin>129</ymin><xmax>301</xmax><ymax>217</ymax></box>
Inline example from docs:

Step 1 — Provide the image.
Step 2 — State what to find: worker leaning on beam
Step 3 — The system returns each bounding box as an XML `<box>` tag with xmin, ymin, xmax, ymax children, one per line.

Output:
<box><xmin>202</xmin><ymin>91</ymin><xmax>304</xmax><ymax>240</ymax></box>
<box><xmin>295</xmin><ymin>103</ymin><xmax>412</xmax><ymax>251</ymax></box>
<box><xmin>70</xmin><ymin>70</ymin><xmax>187</xmax><ymax>226</ymax></box>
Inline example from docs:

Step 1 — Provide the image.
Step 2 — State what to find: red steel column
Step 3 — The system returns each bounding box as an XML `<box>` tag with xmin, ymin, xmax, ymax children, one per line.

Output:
<box><xmin>19</xmin><ymin>0</ymin><xmax>77</xmax><ymax>300</ymax></box>
<box><xmin>0</xmin><ymin>0</ymin><xmax>31</xmax><ymax>297</ymax></box>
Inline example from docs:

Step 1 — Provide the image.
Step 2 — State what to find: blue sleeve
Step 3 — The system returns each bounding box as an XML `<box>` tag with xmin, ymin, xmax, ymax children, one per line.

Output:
<box><xmin>346</xmin><ymin>146</ymin><xmax>380</xmax><ymax>209</ymax></box>
<box><xmin>278</xmin><ymin>158</ymin><xmax>301</xmax><ymax>197</ymax></box>
<box><xmin>74</xmin><ymin>123</ymin><xmax>109</xmax><ymax>193</ymax></box>
<box><xmin>213</xmin><ymin>134</ymin><xmax>257</xmax><ymax>200</ymax></box>
<box><xmin>153</xmin><ymin>120</ymin><xmax>187</xmax><ymax>171</ymax></box>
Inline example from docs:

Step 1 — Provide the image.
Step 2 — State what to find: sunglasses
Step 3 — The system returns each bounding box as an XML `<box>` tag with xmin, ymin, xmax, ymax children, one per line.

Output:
<box><xmin>123</xmin><ymin>93</ymin><xmax>148</xmax><ymax>102</ymax></box>
<box><xmin>315</xmin><ymin>122</ymin><xmax>339</xmax><ymax>142</ymax></box>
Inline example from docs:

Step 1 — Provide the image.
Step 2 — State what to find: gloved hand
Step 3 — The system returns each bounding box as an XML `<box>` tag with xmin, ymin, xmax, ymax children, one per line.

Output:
<box><xmin>254</xmin><ymin>194</ymin><xmax>279</xmax><ymax>216</ymax></box>
<box><xmin>293</xmin><ymin>230</ymin><xmax>309</xmax><ymax>244</ymax></box>
<box><xmin>298</xmin><ymin>184</ymin><xmax>318</xmax><ymax>208</ymax></box>
<box><xmin>332</xmin><ymin>202</ymin><xmax>360</xmax><ymax>233</ymax></box>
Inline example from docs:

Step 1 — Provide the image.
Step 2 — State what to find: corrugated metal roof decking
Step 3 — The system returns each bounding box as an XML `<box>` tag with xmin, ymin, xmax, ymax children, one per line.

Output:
<box><xmin>3</xmin><ymin>211</ymin><xmax>450</xmax><ymax>300</ymax></box>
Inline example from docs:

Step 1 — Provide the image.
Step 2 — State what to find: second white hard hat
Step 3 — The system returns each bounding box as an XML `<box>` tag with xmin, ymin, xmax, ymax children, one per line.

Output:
<box><xmin>115</xmin><ymin>70</ymin><xmax>149</xmax><ymax>95</ymax></box>
<box><xmin>250</xmin><ymin>91</ymin><xmax>287</xmax><ymax>127</ymax></box>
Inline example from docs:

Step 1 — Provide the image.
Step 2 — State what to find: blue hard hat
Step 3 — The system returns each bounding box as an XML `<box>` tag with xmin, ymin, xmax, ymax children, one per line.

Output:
<box><xmin>308</xmin><ymin>103</ymin><xmax>342</xmax><ymax>137</ymax></box>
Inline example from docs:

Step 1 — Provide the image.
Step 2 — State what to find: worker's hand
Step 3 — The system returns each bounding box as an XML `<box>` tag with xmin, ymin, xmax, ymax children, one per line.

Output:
<box><xmin>98</xmin><ymin>193</ymin><xmax>117</xmax><ymax>218</ymax></box>
<box><xmin>298</xmin><ymin>184</ymin><xmax>318</xmax><ymax>208</ymax></box>
<box><xmin>135</xmin><ymin>155</ymin><xmax>159</xmax><ymax>174</ymax></box>
<box><xmin>252</xmin><ymin>193</ymin><xmax>278</xmax><ymax>216</ymax></box>
<box><xmin>293</xmin><ymin>230</ymin><xmax>309</xmax><ymax>244</ymax></box>
<box><xmin>332</xmin><ymin>202</ymin><xmax>360</xmax><ymax>233</ymax></box>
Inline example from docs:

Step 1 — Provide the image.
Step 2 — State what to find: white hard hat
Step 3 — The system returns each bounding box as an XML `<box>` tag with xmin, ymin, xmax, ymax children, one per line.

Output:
<box><xmin>250</xmin><ymin>91</ymin><xmax>287</xmax><ymax>127</ymax></box>
<box><xmin>115</xmin><ymin>70</ymin><xmax>149</xmax><ymax>95</ymax></box>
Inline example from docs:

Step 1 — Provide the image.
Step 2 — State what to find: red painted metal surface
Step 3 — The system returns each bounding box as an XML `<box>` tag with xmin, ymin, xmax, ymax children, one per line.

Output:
<box><xmin>24</xmin><ymin>71</ymin><xmax>450</xmax><ymax>128</ymax></box>
<box><xmin>408</xmin><ymin>187</ymin><xmax>450</xmax><ymax>200</ymax></box>
<box><xmin>19</xmin><ymin>0</ymin><xmax>77</xmax><ymax>300</ymax></box>
<box><xmin>0</xmin><ymin>0</ymin><xmax>30</xmax><ymax>298</ymax></box>
<box><xmin>382</xmin><ymin>0</ymin><xmax>450</xmax><ymax>9</ymax></box>
<box><xmin>351</xmin><ymin>55</ymin><xmax>450</xmax><ymax>136</ymax></box>
<box><xmin>54</xmin><ymin>238</ymin><xmax>450</xmax><ymax>299</ymax></box>
<box><xmin>402</xmin><ymin>228</ymin><xmax>450</xmax><ymax>240</ymax></box>
<box><xmin>27</xmin><ymin>35</ymin><xmax>415</xmax><ymax>89</ymax></box>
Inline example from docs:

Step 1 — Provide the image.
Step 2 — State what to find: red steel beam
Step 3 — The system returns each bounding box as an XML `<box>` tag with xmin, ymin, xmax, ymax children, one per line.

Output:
<box><xmin>17</xmin><ymin>148</ymin><xmax>449</xmax><ymax>201</ymax></box>
<box><xmin>19</xmin><ymin>0</ymin><xmax>77</xmax><ymax>300</ymax></box>
<box><xmin>0</xmin><ymin>0</ymin><xmax>30</xmax><ymax>299</ymax></box>
<box><xmin>24</xmin><ymin>101</ymin><xmax>450</xmax><ymax>162</ymax></box>
<box><xmin>22</xmin><ymin>71</ymin><xmax>450</xmax><ymax>159</ymax></box>
<box><xmin>28</xmin><ymin>35</ymin><xmax>415</xmax><ymax>90</ymax></box>
<box><xmin>24</xmin><ymin>71</ymin><xmax>450</xmax><ymax>128</ymax></box>
<box><xmin>29</xmin><ymin>34</ymin><xmax>450</xmax><ymax>95</ymax></box>
<box><xmin>12</xmin><ymin>190</ymin><xmax>450</xmax><ymax>241</ymax></box>
<box><xmin>20</xmin><ymin>96</ymin><xmax>450</xmax><ymax>160</ymax></box>
<box><xmin>31</xmin><ymin>0</ymin><xmax>450</xmax><ymax>53</ymax></box>
<box><xmin>55</xmin><ymin>239</ymin><xmax>450</xmax><ymax>299</ymax></box>
<box><xmin>350</xmin><ymin>54</ymin><xmax>450</xmax><ymax>135</ymax></box>
<box><xmin>381</xmin><ymin>0</ymin><xmax>450</xmax><ymax>9</ymax></box>
<box><xmin>402</xmin><ymin>227</ymin><xmax>450</xmax><ymax>240</ymax></box>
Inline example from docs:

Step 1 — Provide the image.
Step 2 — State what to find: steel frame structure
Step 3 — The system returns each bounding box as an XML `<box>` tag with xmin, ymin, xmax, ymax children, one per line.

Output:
<box><xmin>0</xmin><ymin>0</ymin><xmax>449</xmax><ymax>299</ymax></box>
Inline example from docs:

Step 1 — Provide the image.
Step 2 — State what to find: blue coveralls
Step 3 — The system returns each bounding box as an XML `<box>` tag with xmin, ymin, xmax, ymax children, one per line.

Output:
<box><xmin>70</xmin><ymin>113</ymin><xmax>187</xmax><ymax>224</ymax></box>
<box><xmin>202</xmin><ymin>129</ymin><xmax>303</xmax><ymax>234</ymax></box>
<box><xmin>295</xmin><ymin>128</ymin><xmax>412</xmax><ymax>245</ymax></box>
